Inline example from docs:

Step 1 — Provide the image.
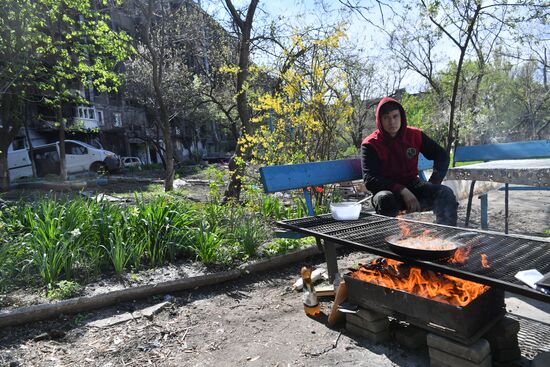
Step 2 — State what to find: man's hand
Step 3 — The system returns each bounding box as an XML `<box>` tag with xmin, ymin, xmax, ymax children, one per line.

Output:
<box><xmin>400</xmin><ymin>188</ymin><xmax>421</xmax><ymax>213</ymax></box>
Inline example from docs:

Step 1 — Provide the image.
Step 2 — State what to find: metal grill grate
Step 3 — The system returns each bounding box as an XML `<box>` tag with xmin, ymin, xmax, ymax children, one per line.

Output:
<box><xmin>278</xmin><ymin>213</ymin><xmax>550</xmax><ymax>302</ymax></box>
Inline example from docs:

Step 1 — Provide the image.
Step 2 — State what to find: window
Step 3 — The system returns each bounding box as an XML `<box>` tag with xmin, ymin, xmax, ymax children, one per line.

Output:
<box><xmin>97</xmin><ymin>110</ymin><xmax>104</xmax><ymax>126</ymax></box>
<box><xmin>66</xmin><ymin>142</ymin><xmax>88</xmax><ymax>155</ymax></box>
<box><xmin>12</xmin><ymin>137</ymin><xmax>26</xmax><ymax>150</ymax></box>
<box><xmin>77</xmin><ymin>106</ymin><xmax>96</xmax><ymax>120</ymax></box>
<box><xmin>113</xmin><ymin>113</ymin><xmax>122</xmax><ymax>127</ymax></box>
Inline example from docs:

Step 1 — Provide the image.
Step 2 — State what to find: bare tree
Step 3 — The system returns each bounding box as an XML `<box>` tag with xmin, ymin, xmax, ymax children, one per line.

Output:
<box><xmin>125</xmin><ymin>0</ymin><xmax>200</xmax><ymax>191</ymax></box>
<box><xmin>221</xmin><ymin>0</ymin><xmax>259</xmax><ymax>203</ymax></box>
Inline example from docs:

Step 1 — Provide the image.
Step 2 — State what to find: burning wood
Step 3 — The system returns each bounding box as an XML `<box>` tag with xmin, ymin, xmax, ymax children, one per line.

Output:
<box><xmin>350</xmin><ymin>258</ymin><xmax>489</xmax><ymax>307</ymax></box>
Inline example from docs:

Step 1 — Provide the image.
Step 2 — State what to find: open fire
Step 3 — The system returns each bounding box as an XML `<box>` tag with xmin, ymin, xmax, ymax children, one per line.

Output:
<box><xmin>350</xmin><ymin>258</ymin><xmax>489</xmax><ymax>307</ymax></box>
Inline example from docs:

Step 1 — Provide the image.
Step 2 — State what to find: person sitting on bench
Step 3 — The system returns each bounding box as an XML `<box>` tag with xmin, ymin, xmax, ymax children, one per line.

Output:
<box><xmin>361</xmin><ymin>97</ymin><xmax>458</xmax><ymax>226</ymax></box>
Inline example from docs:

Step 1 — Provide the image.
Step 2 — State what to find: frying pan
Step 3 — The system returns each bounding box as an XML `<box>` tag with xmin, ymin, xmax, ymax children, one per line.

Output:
<box><xmin>385</xmin><ymin>232</ymin><xmax>478</xmax><ymax>261</ymax></box>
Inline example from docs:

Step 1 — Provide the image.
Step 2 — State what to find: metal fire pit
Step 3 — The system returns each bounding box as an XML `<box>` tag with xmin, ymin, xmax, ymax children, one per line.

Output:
<box><xmin>277</xmin><ymin>213</ymin><xmax>550</xmax><ymax>303</ymax></box>
<box><xmin>344</xmin><ymin>272</ymin><xmax>506</xmax><ymax>343</ymax></box>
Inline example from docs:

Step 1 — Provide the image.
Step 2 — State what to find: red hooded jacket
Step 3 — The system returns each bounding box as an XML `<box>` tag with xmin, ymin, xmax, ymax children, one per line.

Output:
<box><xmin>361</xmin><ymin>97</ymin><xmax>449</xmax><ymax>194</ymax></box>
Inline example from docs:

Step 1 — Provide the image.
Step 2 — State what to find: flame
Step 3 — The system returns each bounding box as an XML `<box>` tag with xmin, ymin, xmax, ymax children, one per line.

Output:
<box><xmin>449</xmin><ymin>245</ymin><xmax>472</xmax><ymax>264</ymax></box>
<box><xmin>481</xmin><ymin>253</ymin><xmax>490</xmax><ymax>268</ymax></box>
<box><xmin>350</xmin><ymin>258</ymin><xmax>488</xmax><ymax>307</ymax></box>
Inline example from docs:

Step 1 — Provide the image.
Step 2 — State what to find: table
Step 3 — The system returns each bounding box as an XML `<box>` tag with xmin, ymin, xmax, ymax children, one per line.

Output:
<box><xmin>446</xmin><ymin>159</ymin><xmax>550</xmax><ymax>233</ymax></box>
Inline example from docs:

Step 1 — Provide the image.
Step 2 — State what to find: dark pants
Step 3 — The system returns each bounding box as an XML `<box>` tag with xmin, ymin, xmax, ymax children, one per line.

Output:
<box><xmin>372</xmin><ymin>182</ymin><xmax>458</xmax><ymax>226</ymax></box>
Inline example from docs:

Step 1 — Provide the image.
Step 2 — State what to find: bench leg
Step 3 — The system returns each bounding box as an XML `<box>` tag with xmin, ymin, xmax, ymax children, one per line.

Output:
<box><xmin>504</xmin><ymin>183</ymin><xmax>509</xmax><ymax>234</ymax></box>
<box><xmin>322</xmin><ymin>239</ymin><xmax>339</xmax><ymax>284</ymax></box>
<box><xmin>465</xmin><ymin>180</ymin><xmax>477</xmax><ymax>227</ymax></box>
<box><xmin>479</xmin><ymin>193</ymin><xmax>488</xmax><ymax>230</ymax></box>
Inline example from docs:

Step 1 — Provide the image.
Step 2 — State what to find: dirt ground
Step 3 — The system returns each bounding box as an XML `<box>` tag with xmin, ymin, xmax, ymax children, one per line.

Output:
<box><xmin>1</xmin><ymin>177</ymin><xmax>549</xmax><ymax>366</ymax></box>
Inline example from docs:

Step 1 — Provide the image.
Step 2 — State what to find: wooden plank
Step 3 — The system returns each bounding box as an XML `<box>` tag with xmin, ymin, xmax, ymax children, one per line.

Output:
<box><xmin>455</xmin><ymin>140</ymin><xmax>550</xmax><ymax>162</ymax></box>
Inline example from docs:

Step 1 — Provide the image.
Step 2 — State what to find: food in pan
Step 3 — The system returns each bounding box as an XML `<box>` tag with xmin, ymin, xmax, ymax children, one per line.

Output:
<box><xmin>392</xmin><ymin>236</ymin><xmax>457</xmax><ymax>251</ymax></box>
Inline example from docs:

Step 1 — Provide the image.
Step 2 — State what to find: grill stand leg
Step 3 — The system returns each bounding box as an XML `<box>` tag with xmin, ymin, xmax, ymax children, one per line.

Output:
<box><xmin>482</xmin><ymin>315</ymin><xmax>520</xmax><ymax>364</ymax></box>
<box><xmin>323</xmin><ymin>239</ymin><xmax>339</xmax><ymax>284</ymax></box>
<box><xmin>465</xmin><ymin>180</ymin><xmax>477</xmax><ymax>228</ymax></box>
<box><xmin>479</xmin><ymin>193</ymin><xmax>488</xmax><ymax>230</ymax></box>
<box><xmin>504</xmin><ymin>183</ymin><xmax>509</xmax><ymax>234</ymax></box>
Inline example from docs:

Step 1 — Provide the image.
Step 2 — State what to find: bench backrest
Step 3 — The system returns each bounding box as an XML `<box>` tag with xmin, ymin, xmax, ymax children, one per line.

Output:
<box><xmin>454</xmin><ymin>140</ymin><xmax>550</xmax><ymax>163</ymax></box>
<box><xmin>259</xmin><ymin>157</ymin><xmax>434</xmax><ymax>215</ymax></box>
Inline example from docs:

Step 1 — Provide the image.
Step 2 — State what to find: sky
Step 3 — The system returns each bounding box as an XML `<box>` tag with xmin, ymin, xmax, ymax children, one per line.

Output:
<box><xmin>201</xmin><ymin>0</ymin><xmax>548</xmax><ymax>95</ymax></box>
<box><xmin>201</xmin><ymin>0</ymin><xmax>433</xmax><ymax>93</ymax></box>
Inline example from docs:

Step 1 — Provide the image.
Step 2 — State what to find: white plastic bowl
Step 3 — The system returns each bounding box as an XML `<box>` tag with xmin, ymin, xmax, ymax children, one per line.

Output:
<box><xmin>330</xmin><ymin>202</ymin><xmax>361</xmax><ymax>220</ymax></box>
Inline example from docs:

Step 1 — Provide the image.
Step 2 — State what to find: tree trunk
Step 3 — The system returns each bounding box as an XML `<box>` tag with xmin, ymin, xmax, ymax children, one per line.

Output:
<box><xmin>445</xmin><ymin>5</ymin><xmax>481</xmax><ymax>155</ymax></box>
<box><xmin>162</xmin><ymin>123</ymin><xmax>174</xmax><ymax>192</ymax></box>
<box><xmin>222</xmin><ymin>0</ymin><xmax>258</xmax><ymax>203</ymax></box>
<box><xmin>57</xmin><ymin>105</ymin><xmax>67</xmax><ymax>180</ymax></box>
<box><xmin>0</xmin><ymin>143</ymin><xmax>10</xmax><ymax>191</ymax></box>
<box><xmin>0</xmin><ymin>89</ymin><xmax>23</xmax><ymax>191</ymax></box>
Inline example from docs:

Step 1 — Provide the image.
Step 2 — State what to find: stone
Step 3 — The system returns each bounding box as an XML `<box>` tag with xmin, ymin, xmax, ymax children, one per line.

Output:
<box><xmin>427</xmin><ymin>333</ymin><xmax>491</xmax><ymax>363</ymax></box>
<box><xmin>346</xmin><ymin>313</ymin><xmax>390</xmax><ymax>333</ymax></box>
<box><xmin>346</xmin><ymin>322</ymin><xmax>391</xmax><ymax>344</ymax></box>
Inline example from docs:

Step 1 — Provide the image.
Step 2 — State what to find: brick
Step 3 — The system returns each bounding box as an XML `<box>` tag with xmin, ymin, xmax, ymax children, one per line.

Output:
<box><xmin>394</xmin><ymin>324</ymin><xmax>427</xmax><ymax>350</ymax></box>
<box><xmin>346</xmin><ymin>322</ymin><xmax>391</xmax><ymax>344</ymax></box>
<box><xmin>346</xmin><ymin>313</ymin><xmax>390</xmax><ymax>333</ymax></box>
<box><xmin>427</xmin><ymin>334</ymin><xmax>491</xmax><ymax>363</ymax></box>
<box><xmin>430</xmin><ymin>350</ymin><xmax>491</xmax><ymax>367</ymax></box>
<box><xmin>355</xmin><ymin>307</ymin><xmax>387</xmax><ymax>322</ymax></box>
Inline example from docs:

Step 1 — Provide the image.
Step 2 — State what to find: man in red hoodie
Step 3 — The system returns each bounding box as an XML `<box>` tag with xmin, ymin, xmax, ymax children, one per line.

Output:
<box><xmin>361</xmin><ymin>97</ymin><xmax>458</xmax><ymax>226</ymax></box>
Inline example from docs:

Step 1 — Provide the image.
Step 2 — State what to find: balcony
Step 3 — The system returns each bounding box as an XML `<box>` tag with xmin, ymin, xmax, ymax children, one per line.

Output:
<box><xmin>75</xmin><ymin>106</ymin><xmax>104</xmax><ymax>130</ymax></box>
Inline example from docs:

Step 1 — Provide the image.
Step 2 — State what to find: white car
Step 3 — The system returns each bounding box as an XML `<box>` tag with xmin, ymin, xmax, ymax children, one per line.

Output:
<box><xmin>121</xmin><ymin>156</ymin><xmax>143</xmax><ymax>169</ymax></box>
<box><xmin>8</xmin><ymin>139</ymin><xmax>121</xmax><ymax>181</ymax></box>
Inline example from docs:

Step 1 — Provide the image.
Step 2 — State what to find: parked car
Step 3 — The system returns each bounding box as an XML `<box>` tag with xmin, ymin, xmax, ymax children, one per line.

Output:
<box><xmin>121</xmin><ymin>156</ymin><xmax>143</xmax><ymax>169</ymax></box>
<box><xmin>8</xmin><ymin>140</ymin><xmax>121</xmax><ymax>181</ymax></box>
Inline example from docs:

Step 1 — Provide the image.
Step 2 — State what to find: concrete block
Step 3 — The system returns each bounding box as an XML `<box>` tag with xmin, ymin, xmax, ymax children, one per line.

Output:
<box><xmin>355</xmin><ymin>307</ymin><xmax>387</xmax><ymax>322</ymax></box>
<box><xmin>346</xmin><ymin>322</ymin><xmax>391</xmax><ymax>344</ymax></box>
<box><xmin>347</xmin><ymin>313</ymin><xmax>390</xmax><ymax>333</ymax></box>
<box><xmin>430</xmin><ymin>350</ymin><xmax>491</xmax><ymax>367</ymax></box>
<box><xmin>427</xmin><ymin>334</ymin><xmax>491</xmax><ymax>363</ymax></box>
<box><xmin>394</xmin><ymin>324</ymin><xmax>427</xmax><ymax>350</ymax></box>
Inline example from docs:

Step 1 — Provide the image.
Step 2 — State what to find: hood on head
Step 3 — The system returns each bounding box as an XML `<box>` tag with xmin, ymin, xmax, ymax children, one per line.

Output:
<box><xmin>375</xmin><ymin>96</ymin><xmax>407</xmax><ymax>137</ymax></box>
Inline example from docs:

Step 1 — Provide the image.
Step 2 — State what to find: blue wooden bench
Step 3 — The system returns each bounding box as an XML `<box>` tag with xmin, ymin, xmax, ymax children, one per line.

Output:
<box><xmin>452</xmin><ymin>140</ymin><xmax>550</xmax><ymax>233</ymax></box>
<box><xmin>259</xmin><ymin>157</ymin><xmax>436</xmax><ymax>282</ymax></box>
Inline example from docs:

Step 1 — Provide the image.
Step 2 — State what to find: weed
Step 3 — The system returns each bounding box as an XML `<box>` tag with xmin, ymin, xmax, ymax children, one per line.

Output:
<box><xmin>47</xmin><ymin>280</ymin><xmax>83</xmax><ymax>300</ymax></box>
<box><xmin>191</xmin><ymin>222</ymin><xmax>224</xmax><ymax>265</ymax></box>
